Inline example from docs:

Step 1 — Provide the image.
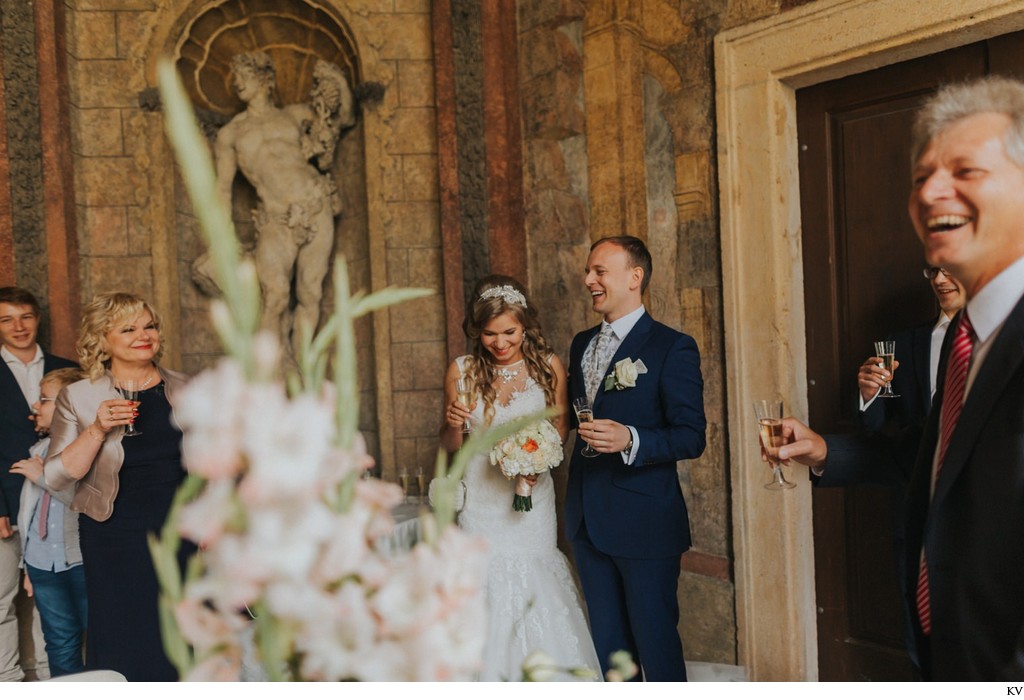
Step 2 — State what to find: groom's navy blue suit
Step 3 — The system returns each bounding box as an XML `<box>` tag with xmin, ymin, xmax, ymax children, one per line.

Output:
<box><xmin>565</xmin><ymin>311</ymin><xmax>705</xmax><ymax>680</ymax></box>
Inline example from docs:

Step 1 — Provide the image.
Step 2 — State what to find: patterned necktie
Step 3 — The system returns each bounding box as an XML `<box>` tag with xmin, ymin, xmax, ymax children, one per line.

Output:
<box><xmin>38</xmin><ymin>491</ymin><xmax>51</xmax><ymax>540</ymax></box>
<box><xmin>916</xmin><ymin>312</ymin><xmax>974</xmax><ymax>636</ymax></box>
<box><xmin>584</xmin><ymin>325</ymin><xmax>615</xmax><ymax>403</ymax></box>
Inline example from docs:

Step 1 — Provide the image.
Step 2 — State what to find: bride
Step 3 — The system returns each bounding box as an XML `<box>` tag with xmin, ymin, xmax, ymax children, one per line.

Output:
<box><xmin>440</xmin><ymin>275</ymin><xmax>601</xmax><ymax>681</ymax></box>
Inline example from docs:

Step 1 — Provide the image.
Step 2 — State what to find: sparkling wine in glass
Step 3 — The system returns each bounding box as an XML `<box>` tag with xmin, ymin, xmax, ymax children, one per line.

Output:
<box><xmin>753</xmin><ymin>399</ymin><xmax>794</xmax><ymax>490</ymax></box>
<box><xmin>572</xmin><ymin>396</ymin><xmax>598</xmax><ymax>458</ymax></box>
<box><xmin>120</xmin><ymin>379</ymin><xmax>142</xmax><ymax>438</ymax></box>
<box><xmin>415</xmin><ymin>468</ymin><xmax>426</xmax><ymax>505</ymax></box>
<box><xmin>455</xmin><ymin>376</ymin><xmax>473</xmax><ymax>433</ymax></box>
<box><xmin>398</xmin><ymin>469</ymin><xmax>411</xmax><ymax>503</ymax></box>
<box><xmin>873</xmin><ymin>340</ymin><xmax>900</xmax><ymax>398</ymax></box>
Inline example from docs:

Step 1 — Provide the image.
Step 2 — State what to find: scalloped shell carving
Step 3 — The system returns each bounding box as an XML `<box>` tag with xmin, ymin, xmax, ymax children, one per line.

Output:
<box><xmin>174</xmin><ymin>0</ymin><xmax>359</xmax><ymax>115</ymax></box>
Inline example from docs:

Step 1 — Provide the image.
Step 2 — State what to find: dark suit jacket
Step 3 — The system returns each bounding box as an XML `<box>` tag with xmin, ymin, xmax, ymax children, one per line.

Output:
<box><xmin>859</xmin><ymin>319</ymin><xmax>936</xmax><ymax>437</ymax></box>
<box><xmin>817</xmin><ymin>320</ymin><xmax>936</xmax><ymax>490</ymax></box>
<box><xmin>819</xmin><ymin>318</ymin><xmax>941</xmax><ymax>673</ymax></box>
<box><xmin>564</xmin><ymin>312</ymin><xmax>706</xmax><ymax>559</ymax></box>
<box><xmin>826</xmin><ymin>296</ymin><xmax>1024</xmax><ymax>680</ymax></box>
<box><xmin>0</xmin><ymin>350</ymin><xmax>78</xmax><ymax>525</ymax></box>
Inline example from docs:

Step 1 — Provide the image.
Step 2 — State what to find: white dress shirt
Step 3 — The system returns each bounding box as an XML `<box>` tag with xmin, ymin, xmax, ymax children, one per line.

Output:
<box><xmin>2</xmin><ymin>343</ymin><xmax>44</xmax><ymax>405</ymax></box>
<box><xmin>928</xmin><ymin>314</ymin><xmax>953</xmax><ymax>398</ymax></box>
<box><xmin>585</xmin><ymin>305</ymin><xmax>646</xmax><ymax>465</ymax></box>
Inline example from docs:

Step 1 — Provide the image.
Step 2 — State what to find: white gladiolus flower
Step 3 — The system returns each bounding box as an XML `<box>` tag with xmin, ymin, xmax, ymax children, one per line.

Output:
<box><xmin>162</xmin><ymin>342</ymin><xmax>489</xmax><ymax>681</ymax></box>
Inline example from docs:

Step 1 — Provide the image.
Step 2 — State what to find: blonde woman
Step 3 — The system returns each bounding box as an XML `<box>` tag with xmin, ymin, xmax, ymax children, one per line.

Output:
<box><xmin>44</xmin><ymin>293</ymin><xmax>190</xmax><ymax>681</ymax></box>
<box><xmin>440</xmin><ymin>275</ymin><xmax>600</xmax><ymax>681</ymax></box>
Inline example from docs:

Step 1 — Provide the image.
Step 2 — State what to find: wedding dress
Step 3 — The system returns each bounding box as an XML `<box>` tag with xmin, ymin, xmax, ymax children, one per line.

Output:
<box><xmin>456</xmin><ymin>356</ymin><xmax>601</xmax><ymax>681</ymax></box>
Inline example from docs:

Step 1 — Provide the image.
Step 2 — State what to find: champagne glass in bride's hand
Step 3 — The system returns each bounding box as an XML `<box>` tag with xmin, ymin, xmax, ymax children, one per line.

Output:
<box><xmin>572</xmin><ymin>397</ymin><xmax>598</xmax><ymax>458</ymax></box>
<box><xmin>873</xmin><ymin>340</ymin><xmax>900</xmax><ymax>398</ymax></box>
<box><xmin>119</xmin><ymin>379</ymin><xmax>142</xmax><ymax>438</ymax></box>
<box><xmin>753</xmin><ymin>399</ymin><xmax>794</xmax><ymax>490</ymax></box>
<box><xmin>455</xmin><ymin>376</ymin><xmax>473</xmax><ymax>433</ymax></box>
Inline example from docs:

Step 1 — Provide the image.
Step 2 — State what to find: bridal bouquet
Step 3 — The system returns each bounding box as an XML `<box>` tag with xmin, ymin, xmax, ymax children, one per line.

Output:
<box><xmin>489</xmin><ymin>420</ymin><xmax>563</xmax><ymax>512</ymax></box>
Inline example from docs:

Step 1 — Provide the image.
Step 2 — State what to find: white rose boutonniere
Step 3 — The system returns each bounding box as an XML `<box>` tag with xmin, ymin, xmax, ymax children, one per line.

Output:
<box><xmin>604</xmin><ymin>358</ymin><xmax>648</xmax><ymax>392</ymax></box>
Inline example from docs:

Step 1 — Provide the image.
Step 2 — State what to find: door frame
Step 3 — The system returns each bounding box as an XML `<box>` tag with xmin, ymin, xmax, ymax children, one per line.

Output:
<box><xmin>714</xmin><ymin>0</ymin><xmax>1024</xmax><ymax>681</ymax></box>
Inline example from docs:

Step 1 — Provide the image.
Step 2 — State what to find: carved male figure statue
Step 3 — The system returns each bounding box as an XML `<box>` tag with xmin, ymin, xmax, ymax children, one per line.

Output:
<box><xmin>215</xmin><ymin>51</ymin><xmax>355</xmax><ymax>358</ymax></box>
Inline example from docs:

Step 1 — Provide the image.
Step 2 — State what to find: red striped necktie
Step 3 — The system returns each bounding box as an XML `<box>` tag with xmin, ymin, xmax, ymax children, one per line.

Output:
<box><xmin>916</xmin><ymin>312</ymin><xmax>974</xmax><ymax>635</ymax></box>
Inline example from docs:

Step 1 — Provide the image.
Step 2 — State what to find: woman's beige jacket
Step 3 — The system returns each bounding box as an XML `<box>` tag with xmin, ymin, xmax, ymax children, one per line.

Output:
<box><xmin>44</xmin><ymin>367</ymin><xmax>188</xmax><ymax>522</ymax></box>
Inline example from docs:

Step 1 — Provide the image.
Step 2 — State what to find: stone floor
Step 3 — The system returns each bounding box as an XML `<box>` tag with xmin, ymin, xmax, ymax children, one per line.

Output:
<box><xmin>686</xmin><ymin>661</ymin><xmax>748</xmax><ymax>681</ymax></box>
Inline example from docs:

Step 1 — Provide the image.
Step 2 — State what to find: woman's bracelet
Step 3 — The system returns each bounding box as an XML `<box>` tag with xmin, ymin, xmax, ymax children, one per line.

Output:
<box><xmin>86</xmin><ymin>426</ymin><xmax>106</xmax><ymax>444</ymax></box>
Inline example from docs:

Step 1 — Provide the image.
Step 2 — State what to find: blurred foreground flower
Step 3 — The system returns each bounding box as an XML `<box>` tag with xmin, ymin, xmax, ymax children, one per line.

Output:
<box><xmin>605</xmin><ymin>650</ymin><xmax>640</xmax><ymax>682</ymax></box>
<box><xmin>150</xmin><ymin>59</ymin><xmax>494</xmax><ymax>681</ymax></box>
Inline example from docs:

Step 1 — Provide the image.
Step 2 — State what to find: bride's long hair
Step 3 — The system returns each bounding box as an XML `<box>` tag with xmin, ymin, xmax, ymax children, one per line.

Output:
<box><xmin>462</xmin><ymin>275</ymin><xmax>557</xmax><ymax>424</ymax></box>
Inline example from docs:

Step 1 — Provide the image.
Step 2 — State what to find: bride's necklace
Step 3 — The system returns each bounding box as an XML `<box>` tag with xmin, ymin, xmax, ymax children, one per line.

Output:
<box><xmin>494</xmin><ymin>360</ymin><xmax>524</xmax><ymax>384</ymax></box>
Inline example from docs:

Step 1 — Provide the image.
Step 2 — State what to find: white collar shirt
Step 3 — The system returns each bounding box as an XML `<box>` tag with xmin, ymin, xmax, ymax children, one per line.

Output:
<box><xmin>587</xmin><ymin>305</ymin><xmax>646</xmax><ymax>465</ymax></box>
<box><xmin>962</xmin><ymin>254</ymin><xmax>1024</xmax><ymax>396</ymax></box>
<box><xmin>929</xmin><ymin>314</ymin><xmax>953</xmax><ymax>397</ymax></box>
<box><xmin>2</xmin><ymin>343</ymin><xmax>44</xmax><ymax>404</ymax></box>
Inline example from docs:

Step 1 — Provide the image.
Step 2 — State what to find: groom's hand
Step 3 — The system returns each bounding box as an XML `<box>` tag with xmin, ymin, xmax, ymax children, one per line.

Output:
<box><xmin>578</xmin><ymin>419</ymin><xmax>631</xmax><ymax>453</ymax></box>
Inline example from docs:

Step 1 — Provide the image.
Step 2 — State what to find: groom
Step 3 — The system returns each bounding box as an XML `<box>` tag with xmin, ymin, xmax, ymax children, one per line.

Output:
<box><xmin>566</xmin><ymin>236</ymin><xmax>706</xmax><ymax>681</ymax></box>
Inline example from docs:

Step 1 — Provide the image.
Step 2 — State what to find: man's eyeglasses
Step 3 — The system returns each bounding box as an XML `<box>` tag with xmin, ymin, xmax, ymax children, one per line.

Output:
<box><xmin>922</xmin><ymin>267</ymin><xmax>950</xmax><ymax>280</ymax></box>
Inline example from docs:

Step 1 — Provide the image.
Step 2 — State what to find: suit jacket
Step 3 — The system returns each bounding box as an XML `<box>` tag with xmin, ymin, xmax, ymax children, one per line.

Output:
<box><xmin>859</xmin><ymin>319</ymin><xmax>935</xmax><ymax>437</ymax></box>
<box><xmin>0</xmin><ymin>350</ymin><xmax>77</xmax><ymax>525</ymax></box>
<box><xmin>564</xmin><ymin>312</ymin><xmax>706</xmax><ymax>559</ymax></box>
<box><xmin>44</xmin><ymin>367</ymin><xmax>188</xmax><ymax>522</ymax></box>
<box><xmin>826</xmin><ymin>295</ymin><xmax>1024</xmax><ymax>680</ymax></box>
<box><xmin>819</xmin><ymin>319</ymin><xmax>941</xmax><ymax>673</ymax></box>
<box><xmin>818</xmin><ymin>319</ymin><xmax>937</xmax><ymax>490</ymax></box>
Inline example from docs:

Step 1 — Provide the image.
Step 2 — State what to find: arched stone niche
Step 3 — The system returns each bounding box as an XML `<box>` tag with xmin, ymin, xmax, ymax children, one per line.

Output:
<box><xmin>70</xmin><ymin>0</ymin><xmax>444</xmax><ymax>479</ymax></box>
<box><xmin>159</xmin><ymin>0</ymin><xmax>379</xmax><ymax>464</ymax></box>
<box><xmin>169</xmin><ymin>0</ymin><xmax>370</xmax><ymax>346</ymax></box>
<box><xmin>167</xmin><ymin>1</ymin><xmax>376</xmax><ymax>442</ymax></box>
<box><xmin>174</xmin><ymin>0</ymin><xmax>360</xmax><ymax>115</ymax></box>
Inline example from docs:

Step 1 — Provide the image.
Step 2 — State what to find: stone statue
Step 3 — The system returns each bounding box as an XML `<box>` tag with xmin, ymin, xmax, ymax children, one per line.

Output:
<box><xmin>213</xmin><ymin>51</ymin><xmax>355</xmax><ymax>358</ymax></box>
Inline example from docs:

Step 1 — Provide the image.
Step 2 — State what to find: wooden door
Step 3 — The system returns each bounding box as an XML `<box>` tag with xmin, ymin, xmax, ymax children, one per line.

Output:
<box><xmin>796</xmin><ymin>33</ymin><xmax>1024</xmax><ymax>680</ymax></box>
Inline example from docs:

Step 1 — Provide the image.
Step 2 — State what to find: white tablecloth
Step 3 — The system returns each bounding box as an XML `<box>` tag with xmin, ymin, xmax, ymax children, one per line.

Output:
<box><xmin>378</xmin><ymin>502</ymin><xmax>423</xmax><ymax>556</ymax></box>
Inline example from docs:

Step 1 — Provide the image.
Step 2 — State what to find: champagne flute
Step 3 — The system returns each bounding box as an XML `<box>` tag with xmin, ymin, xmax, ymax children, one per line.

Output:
<box><xmin>572</xmin><ymin>396</ymin><xmax>598</xmax><ymax>458</ymax></box>
<box><xmin>455</xmin><ymin>376</ymin><xmax>473</xmax><ymax>433</ymax></box>
<box><xmin>873</xmin><ymin>340</ymin><xmax>900</xmax><ymax>398</ymax></box>
<box><xmin>415</xmin><ymin>467</ymin><xmax>426</xmax><ymax>505</ymax></box>
<box><xmin>398</xmin><ymin>469</ymin><xmax>411</xmax><ymax>503</ymax></box>
<box><xmin>119</xmin><ymin>379</ymin><xmax>142</xmax><ymax>438</ymax></box>
<box><xmin>753</xmin><ymin>399</ymin><xmax>794</xmax><ymax>490</ymax></box>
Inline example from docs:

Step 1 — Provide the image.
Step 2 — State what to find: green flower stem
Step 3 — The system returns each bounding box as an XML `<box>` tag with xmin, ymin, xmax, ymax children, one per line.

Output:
<box><xmin>156</xmin><ymin>60</ymin><xmax>259</xmax><ymax>376</ymax></box>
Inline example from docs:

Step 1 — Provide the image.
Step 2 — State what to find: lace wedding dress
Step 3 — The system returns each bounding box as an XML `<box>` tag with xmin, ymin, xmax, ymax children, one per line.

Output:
<box><xmin>456</xmin><ymin>357</ymin><xmax>601</xmax><ymax>681</ymax></box>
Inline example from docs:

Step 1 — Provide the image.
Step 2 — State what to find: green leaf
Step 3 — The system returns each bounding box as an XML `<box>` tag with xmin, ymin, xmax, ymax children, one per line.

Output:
<box><xmin>350</xmin><ymin>287</ymin><xmax>433</xmax><ymax>317</ymax></box>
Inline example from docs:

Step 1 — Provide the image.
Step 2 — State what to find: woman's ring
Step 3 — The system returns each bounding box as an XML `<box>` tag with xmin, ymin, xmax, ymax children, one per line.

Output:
<box><xmin>108</xmin><ymin>407</ymin><xmax>113</xmax><ymax>417</ymax></box>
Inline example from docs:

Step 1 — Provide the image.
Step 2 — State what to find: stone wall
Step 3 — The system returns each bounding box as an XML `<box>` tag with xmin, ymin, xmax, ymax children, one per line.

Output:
<box><xmin>514</xmin><ymin>0</ymin><xmax>756</xmax><ymax>667</ymax></box>
<box><xmin>62</xmin><ymin>0</ymin><xmax>443</xmax><ymax>478</ymax></box>
<box><xmin>0</xmin><ymin>0</ymin><xmax>51</xmax><ymax>344</ymax></box>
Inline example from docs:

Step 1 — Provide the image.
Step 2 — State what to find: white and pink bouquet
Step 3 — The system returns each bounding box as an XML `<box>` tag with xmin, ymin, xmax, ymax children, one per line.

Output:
<box><xmin>489</xmin><ymin>420</ymin><xmax>563</xmax><ymax>512</ymax></box>
<box><xmin>151</xmin><ymin>63</ymin><xmax>492</xmax><ymax>682</ymax></box>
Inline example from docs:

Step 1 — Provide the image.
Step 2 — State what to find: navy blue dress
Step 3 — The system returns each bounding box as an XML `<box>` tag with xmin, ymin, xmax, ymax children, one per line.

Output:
<box><xmin>79</xmin><ymin>382</ymin><xmax>191</xmax><ymax>681</ymax></box>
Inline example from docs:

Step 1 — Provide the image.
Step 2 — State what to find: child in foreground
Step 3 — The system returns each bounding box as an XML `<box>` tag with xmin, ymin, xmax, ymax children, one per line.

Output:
<box><xmin>11</xmin><ymin>367</ymin><xmax>87</xmax><ymax>677</ymax></box>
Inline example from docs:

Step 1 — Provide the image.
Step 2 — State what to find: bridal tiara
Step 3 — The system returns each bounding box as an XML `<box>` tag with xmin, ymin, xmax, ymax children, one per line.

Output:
<box><xmin>479</xmin><ymin>285</ymin><xmax>527</xmax><ymax>308</ymax></box>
